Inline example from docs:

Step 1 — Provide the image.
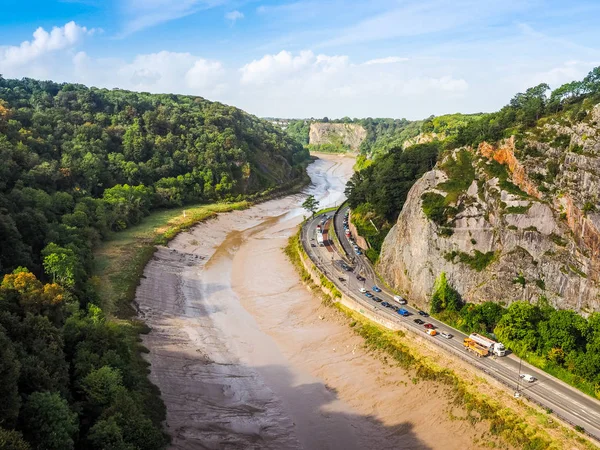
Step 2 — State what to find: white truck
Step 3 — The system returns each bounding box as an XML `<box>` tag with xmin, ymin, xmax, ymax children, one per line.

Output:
<box><xmin>316</xmin><ymin>230</ymin><xmax>324</xmax><ymax>246</ymax></box>
<box><xmin>469</xmin><ymin>333</ymin><xmax>506</xmax><ymax>357</ymax></box>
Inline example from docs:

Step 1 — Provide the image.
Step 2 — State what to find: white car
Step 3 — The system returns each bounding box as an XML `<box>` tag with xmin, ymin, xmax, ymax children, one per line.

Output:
<box><xmin>440</xmin><ymin>332</ymin><xmax>453</xmax><ymax>339</ymax></box>
<box><xmin>520</xmin><ymin>374</ymin><xmax>536</xmax><ymax>383</ymax></box>
<box><xmin>359</xmin><ymin>287</ymin><xmax>367</xmax><ymax>293</ymax></box>
<box><xmin>393</xmin><ymin>295</ymin><xmax>407</xmax><ymax>305</ymax></box>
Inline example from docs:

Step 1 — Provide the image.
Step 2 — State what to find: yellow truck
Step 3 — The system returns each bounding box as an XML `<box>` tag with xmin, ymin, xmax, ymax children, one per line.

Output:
<box><xmin>463</xmin><ymin>337</ymin><xmax>489</xmax><ymax>358</ymax></box>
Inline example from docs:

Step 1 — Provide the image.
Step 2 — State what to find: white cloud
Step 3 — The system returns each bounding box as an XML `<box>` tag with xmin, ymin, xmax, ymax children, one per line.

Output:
<box><xmin>363</xmin><ymin>56</ymin><xmax>408</xmax><ymax>65</ymax></box>
<box><xmin>240</xmin><ymin>50</ymin><xmax>347</xmax><ymax>85</ymax></box>
<box><xmin>225</xmin><ymin>10</ymin><xmax>244</xmax><ymax>23</ymax></box>
<box><xmin>528</xmin><ymin>60</ymin><xmax>599</xmax><ymax>89</ymax></box>
<box><xmin>0</xmin><ymin>21</ymin><xmax>93</xmax><ymax>69</ymax></box>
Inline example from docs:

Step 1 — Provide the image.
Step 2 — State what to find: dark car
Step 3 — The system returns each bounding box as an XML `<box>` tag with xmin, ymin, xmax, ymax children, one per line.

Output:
<box><xmin>381</xmin><ymin>301</ymin><xmax>390</xmax><ymax>307</ymax></box>
<box><xmin>418</xmin><ymin>310</ymin><xmax>429</xmax><ymax>317</ymax></box>
<box><xmin>372</xmin><ymin>286</ymin><xmax>382</xmax><ymax>293</ymax></box>
<box><xmin>365</xmin><ymin>292</ymin><xmax>374</xmax><ymax>298</ymax></box>
<box><xmin>414</xmin><ymin>319</ymin><xmax>425</xmax><ymax>325</ymax></box>
<box><xmin>373</xmin><ymin>296</ymin><xmax>382</xmax><ymax>302</ymax></box>
<box><xmin>387</xmin><ymin>304</ymin><xmax>398</xmax><ymax>311</ymax></box>
<box><xmin>338</xmin><ymin>277</ymin><xmax>346</xmax><ymax>282</ymax></box>
<box><xmin>424</xmin><ymin>323</ymin><xmax>435</xmax><ymax>329</ymax></box>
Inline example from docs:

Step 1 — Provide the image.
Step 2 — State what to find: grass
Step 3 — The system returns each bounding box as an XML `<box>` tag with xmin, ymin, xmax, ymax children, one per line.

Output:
<box><xmin>285</xmin><ymin>230</ymin><xmax>596</xmax><ymax>450</ymax></box>
<box><xmin>444</xmin><ymin>250</ymin><xmax>497</xmax><ymax>272</ymax></box>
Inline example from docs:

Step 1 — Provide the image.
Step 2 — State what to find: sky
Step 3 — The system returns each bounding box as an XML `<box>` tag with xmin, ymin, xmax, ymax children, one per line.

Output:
<box><xmin>0</xmin><ymin>0</ymin><xmax>599</xmax><ymax>120</ymax></box>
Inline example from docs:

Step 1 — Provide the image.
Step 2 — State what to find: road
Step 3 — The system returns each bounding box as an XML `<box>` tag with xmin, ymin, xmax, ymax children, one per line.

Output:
<box><xmin>302</xmin><ymin>203</ymin><xmax>600</xmax><ymax>441</ymax></box>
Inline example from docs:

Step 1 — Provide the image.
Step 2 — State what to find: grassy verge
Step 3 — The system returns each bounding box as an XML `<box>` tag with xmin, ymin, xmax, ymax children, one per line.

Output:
<box><xmin>285</xmin><ymin>228</ymin><xmax>596</xmax><ymax>450</ymax></box>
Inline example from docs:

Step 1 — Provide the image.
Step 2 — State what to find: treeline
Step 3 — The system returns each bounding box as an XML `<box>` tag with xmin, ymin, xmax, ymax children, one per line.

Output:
<box><xmin>0</xmin><ymin>77</ymin><xmax>308</xmax><ymax>449</ymax></box>
<box><xmin>431</xmin><ymin>274</ymin><xmax>600</xmax><ymax>397</ymax></box>
<box><xmin>452</xmin><ymin>66</ymin><xmax>600</xmax><ymax>148</ymax></box>
<box><xmin>345</xmin><ymin>142</ymin><xmax>440</xmax><ymax>260</ymax></box>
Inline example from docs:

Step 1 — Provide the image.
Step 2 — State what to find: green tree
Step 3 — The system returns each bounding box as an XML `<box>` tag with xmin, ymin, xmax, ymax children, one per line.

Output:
<box><xmin>0</xmin><ymin>428</ymin><xmax>30</xmax><ymax>450</ymax></box>
<box><xmin>0</xmin><ymin>327</ymin><xmax>21</xmax><ymax>426</ymax></box>
<box><xmin>302</xmin><ymin>195</ymin><xmax>319</xmax><ymax>217</ymax></box>
<box><xmin>21</xmin><ymin>392</ymin><xmax>78</xmax><ymax>450</ymax></box>
<box><xmin>41</xmin><ymin>243</ymin><xmax>78</xmax><ymax>287</ymax></box>
<box><xmin>430</xmin><ymin>272</ymin><xmax>462</xmax><ymax>314</ymax></box>
<box><xmin>494</xmin><ymin>301</ymin><xmax>542</xmax><ymax>354</ymax></box>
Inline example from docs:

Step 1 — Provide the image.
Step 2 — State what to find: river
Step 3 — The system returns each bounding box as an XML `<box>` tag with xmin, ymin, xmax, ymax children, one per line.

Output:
<box><xmin>135</xmin><ymin>153</ymin><xmax>486</xmax><ymax>450</ymax></box>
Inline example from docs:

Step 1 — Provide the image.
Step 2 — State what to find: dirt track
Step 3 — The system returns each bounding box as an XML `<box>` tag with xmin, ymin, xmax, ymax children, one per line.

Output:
<box><xmin>136</xmin><ymin>154</ymin><xmax>488</xmax><ymax>449</ymax></box>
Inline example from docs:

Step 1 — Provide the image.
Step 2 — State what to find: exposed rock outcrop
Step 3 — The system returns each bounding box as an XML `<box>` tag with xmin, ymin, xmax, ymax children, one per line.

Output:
<box><xmin>309</xmin><ymin>123</ymin><xmax>366</xmax><ymax>151</ymax></box>
<box><xmin>378</xmin><ymin>104</ymin><xmax>600</xmax><ymax>314</ymax></box>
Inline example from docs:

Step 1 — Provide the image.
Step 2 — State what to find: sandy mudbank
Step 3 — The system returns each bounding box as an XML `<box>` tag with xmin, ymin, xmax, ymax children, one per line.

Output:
<box><xmin>136</xmin><ymin>154</ymin><xmax>488</xmax><ymax>449</ymax></box>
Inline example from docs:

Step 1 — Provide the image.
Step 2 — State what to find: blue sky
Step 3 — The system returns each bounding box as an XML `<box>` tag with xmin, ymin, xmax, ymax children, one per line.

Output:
<box><xmin>1</xmin><ymin>0</ymin><xmax>599</xmax><ymax>119</ymax></box>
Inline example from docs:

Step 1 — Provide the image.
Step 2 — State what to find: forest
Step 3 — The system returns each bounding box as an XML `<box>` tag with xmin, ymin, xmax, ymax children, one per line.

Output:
<box><xmin>0</xmin><ymin>76</ymin><xmax>308</xmax><ymax>449</ymax></box>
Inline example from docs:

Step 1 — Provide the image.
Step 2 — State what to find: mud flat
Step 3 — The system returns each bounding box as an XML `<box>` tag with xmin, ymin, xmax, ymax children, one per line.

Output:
<box><xmin>136</xmin><ymin>153</ymin><xmax>488</xmax><ymax>450</ymax></box>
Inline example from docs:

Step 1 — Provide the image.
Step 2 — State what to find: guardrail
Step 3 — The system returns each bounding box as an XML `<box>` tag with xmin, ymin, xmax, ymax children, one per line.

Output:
<box><xmin>300</xmin><ymin>209</ymin><xmax>600</xmax><ymax>443</ymax></box>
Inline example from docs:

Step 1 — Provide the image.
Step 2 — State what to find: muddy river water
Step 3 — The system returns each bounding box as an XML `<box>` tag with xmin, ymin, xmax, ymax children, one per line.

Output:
<box><xmin>136</xmin><ymin>154</ymin><xmax>484</xmax><ymax>450</ymax></box>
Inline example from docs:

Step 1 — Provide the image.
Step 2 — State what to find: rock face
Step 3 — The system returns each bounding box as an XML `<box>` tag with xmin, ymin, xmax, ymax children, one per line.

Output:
<box><xmin>379</xmin><ymin>104</ymin><xmax>600</xmax><ymax>314</ymax></box>
<box><xmin>309</xmin><ymin>123</ymin><xmax>367</xmax><ymax>151</ymax></box>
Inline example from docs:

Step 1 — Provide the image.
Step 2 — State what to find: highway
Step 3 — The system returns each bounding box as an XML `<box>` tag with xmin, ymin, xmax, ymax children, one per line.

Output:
<box><xmin>302</xmin><ymin>203</ymin><xmax>600</xmax><ymax>441</ymax></box>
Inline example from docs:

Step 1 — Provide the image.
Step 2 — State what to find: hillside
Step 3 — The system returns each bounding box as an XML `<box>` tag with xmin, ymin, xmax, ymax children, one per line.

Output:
<box><xmin>0</xmin><ymin>77</ymin><xmax>308</xmax><ymax>449</ymax></box>
<box><xmin>345</xmin><ymin>66</ymin><xmax>600</xmax><ymax>398</ymax></box>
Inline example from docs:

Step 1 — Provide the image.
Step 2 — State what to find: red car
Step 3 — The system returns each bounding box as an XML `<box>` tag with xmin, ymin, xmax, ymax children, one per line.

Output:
<box><xmin>424</xmin><ymin>323</ymin><xmax>435</xmax><ymax>329</ymax></box>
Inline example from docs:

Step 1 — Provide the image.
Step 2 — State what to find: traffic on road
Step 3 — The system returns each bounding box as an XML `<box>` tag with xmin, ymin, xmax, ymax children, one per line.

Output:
<box><xmin>301</xmin><ymin>203</ymin><xmax>600</xmax><ymax>440</ymax></box>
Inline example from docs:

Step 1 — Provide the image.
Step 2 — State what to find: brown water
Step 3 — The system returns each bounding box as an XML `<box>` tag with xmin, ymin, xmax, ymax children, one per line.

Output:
<box><xmin>135</xmin><ymin>154</ymin><xmax>486</xmax><ymax>449</ymax></box>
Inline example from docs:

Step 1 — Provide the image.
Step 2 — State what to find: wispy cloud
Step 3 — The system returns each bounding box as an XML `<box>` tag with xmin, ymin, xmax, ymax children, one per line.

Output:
<box><xmin>363</xmin><ymin>56</ymin><xmax>408</xmax><ymax>65</ymax></box>
<box><xmin>225</xmin><ymin>10</ymin><xmax>244</xmax><ymax>24</ymax></box>
<box><xmin>118</xmin><ymin>0</ymin><xmax>227</xmax><ymax>37</ymax></box>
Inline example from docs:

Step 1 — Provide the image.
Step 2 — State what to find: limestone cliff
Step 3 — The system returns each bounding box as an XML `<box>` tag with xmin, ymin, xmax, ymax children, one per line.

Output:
<box><xmin>379</xmin><ymin>104</ymin><xmax>600</xmax><ymax>313</ymax></box>
<box><xmin>309</xmin><ymin>123</ymin><xmax>366</xmax><ymax>151</ymax></box>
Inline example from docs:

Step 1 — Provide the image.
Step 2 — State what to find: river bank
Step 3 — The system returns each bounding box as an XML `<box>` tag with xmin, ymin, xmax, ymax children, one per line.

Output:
<box><xmin>135</xmin><ymin>153</ymin><xmax>491</xmax><ymax>449</ymax></box>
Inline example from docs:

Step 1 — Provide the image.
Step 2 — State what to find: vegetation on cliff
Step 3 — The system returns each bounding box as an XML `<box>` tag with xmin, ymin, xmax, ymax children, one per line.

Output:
<box><xmin>0</xmin><ymin>76</ymin><xmax>309</xmax><ymax>449</ymax></box>
<box><xmin>345</xmin><ymin>142</ymin><xmax>440</xmax><ymax>260</ymax></box>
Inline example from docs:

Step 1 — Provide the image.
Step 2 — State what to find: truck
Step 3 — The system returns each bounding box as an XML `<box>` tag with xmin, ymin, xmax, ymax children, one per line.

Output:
<box><xmin>316</xmin><ymin>231</ymin><xmax>324</xmax><ymax>246</ymax></box>
<box><xmin>397</xmin><ymin>308</ymin><xmax>410</xmax><ymax>317</ymax></box>
<box><xmin>469</xmin><ymin>333</ymin><xmax>506</xmax><ymax>356</ymax></box>
<box><xmin>463</xmin><ymin>338</ymin><xmax>489</xmax><ymax>358</ymax></box>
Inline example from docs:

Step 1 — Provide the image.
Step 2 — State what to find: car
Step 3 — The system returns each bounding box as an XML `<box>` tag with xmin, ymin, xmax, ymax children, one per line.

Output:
<box><xmin>355</xmin><ymin>250</ymin><xmax>362</xmax><ymax>256</ymax></box>
<box><xmin>426</xmin><ymin>329</ymin><xmax>437</xmax><ymax>336</ymax></box>
<box><xmin>311</xmin><ymin>243</ymin><xmax>316</xmax><ymax>247</ymax></box>
<box><xmin>387</xmin><ymin>304</ymin><xmax>398</xmax><ymax>311</ymax></box>
<box><xmin>372</xmin><ymin>286</ymin><xmax>382</xmax><ymax>292</ymax></box>
<box><xmin>359</xmin><ymin>287</ymin><xmax>367</xmax><ymax>293</ymax></box>
<box><xmin>414</xmin><ymin>319</ymin><xmax>425</xmax><ymax>325</ymax></box>
<box><xmin>365</xmin><ymin>292</ymin><xmax>374</xmax><ymax>298</ymax></box>
<box><xmin>393</xmin><ymin>295</ymin><xmax>407</xmax><ymax>305</ymax></box>
<box><xmin>440</xmin><ymin>332</ymin><xmax>453</xmax><ymax>339</ymax></box>
<box><xmin>373</xmin><ymin>296</ymin><xmax>382</xmax><ymax>303</ymax></box>
<box><xmin>356</xmin><ymin>275</ymin><xmax>365</xmax><ymax>281</ymax></box>
<box><xmin>520</xmin><ymin>374</ymin><xmax>537</xmax><ymax>383</ymax></box>
<box><xmin>381</xmin><ymin>301</ymin><xmax>390</xmax><ymax>307</ymax></box>
<box><xmin>418</xmin><ymin>310</ymin><xmax>429</xmax><ymax>317</ymax></box>
<box><xmin>338</xmin><ymin>277</ymin><xmax>346</xmax><ymax>282</ymax></box>
<box><xmin>424</xmin><ymin>323</ymin><xmax>435</xmax><ymax>329</ymax></box>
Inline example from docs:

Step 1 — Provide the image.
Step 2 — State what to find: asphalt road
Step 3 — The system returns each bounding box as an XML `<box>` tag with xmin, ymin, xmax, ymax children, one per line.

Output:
<box><xmin>302</xmin><ymin>204</ymin><xmax>600</xmax><ymax>441</ymax></box>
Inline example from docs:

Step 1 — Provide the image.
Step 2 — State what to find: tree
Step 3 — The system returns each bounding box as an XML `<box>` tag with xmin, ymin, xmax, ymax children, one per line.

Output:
<box><xmin>302</xmin><ymin>195</ymin><xmax>319</xmax><ymax>217</ymax></box>
<box><xmin>21</xmin><ymin>392</ymin><xmax>78</xmax><ymax>450</ymax></box>
<box><xmin>0</xmin><ymin>327</ymin><xmax>21</xmax><ymax>426</ymax></box>
<box><xmin>494</xmin><ymin>301</ymin><xmax>542</xmax><ymax>354</ymax></box>
<box><xmin>0</xmin><ymin>428</ymin><xmax>30</xmax><ymax>450</ymax></box>
<box><xmin>41</xmin><ymin>243</ymin><xmax>78</xmax><ymax>287</ymax></box>
<box><xmin>430</xmin><ymin>272</ymin><xmax>462</xmax><ymax>314</ymax></box>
